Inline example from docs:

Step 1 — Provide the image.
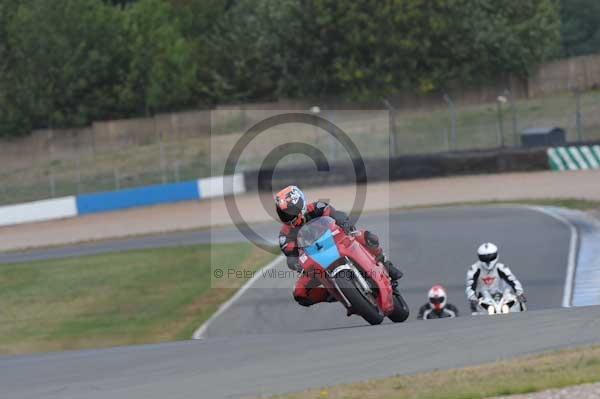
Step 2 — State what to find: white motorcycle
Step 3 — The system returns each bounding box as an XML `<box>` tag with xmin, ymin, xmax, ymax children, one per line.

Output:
<box><xmin>475</xmin><ymin>288</ymin><xmax>527</xmax><ymax>315</ymax></box>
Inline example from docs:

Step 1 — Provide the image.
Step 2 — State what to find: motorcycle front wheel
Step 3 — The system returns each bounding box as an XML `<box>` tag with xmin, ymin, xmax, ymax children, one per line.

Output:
<box><xmin>335</xmin><ymin>273</ymin><xmax>384</xmax><ymax>325</ymax></box>
<box><xmin>388</xmin><ymin>292</ymin><xmax>410</xmax><ymax>323</ymax></box>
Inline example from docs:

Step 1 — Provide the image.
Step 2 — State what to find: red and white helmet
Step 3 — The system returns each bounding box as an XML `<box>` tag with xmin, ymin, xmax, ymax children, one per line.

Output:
<box><xmin>428</xmin><ymin>284</ymin><xmax>447</xmax><ymax>311</ymax></box>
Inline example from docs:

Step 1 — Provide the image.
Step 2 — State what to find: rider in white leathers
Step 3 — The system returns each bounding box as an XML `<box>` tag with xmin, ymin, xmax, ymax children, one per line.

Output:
<box><xmin>466</xmin><ymin>243</ymin><xmax>526</xmax><ymax>313</ymax></box>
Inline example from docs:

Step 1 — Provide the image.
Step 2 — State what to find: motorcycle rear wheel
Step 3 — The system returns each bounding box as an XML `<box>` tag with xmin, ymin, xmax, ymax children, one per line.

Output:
<box><xmin>336</xmin><ymin>273</ymin><xmax>384</xmax><ymax>325</ymax></box>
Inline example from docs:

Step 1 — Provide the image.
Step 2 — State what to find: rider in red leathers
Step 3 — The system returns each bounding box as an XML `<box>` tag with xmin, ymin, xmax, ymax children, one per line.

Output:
<box><xmin>275</xmin><ymin>185</ymin><xmax>403</xmax><ymax>307</ymax></box>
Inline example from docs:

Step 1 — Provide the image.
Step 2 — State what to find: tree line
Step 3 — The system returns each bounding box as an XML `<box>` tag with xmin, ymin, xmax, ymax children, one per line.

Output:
<box><xmin>0</xmin><ymin>0</ymin><xmax>590</xmax><ymax>137</ymax></box>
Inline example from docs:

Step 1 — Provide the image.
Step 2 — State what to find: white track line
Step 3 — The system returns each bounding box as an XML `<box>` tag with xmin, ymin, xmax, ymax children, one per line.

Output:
<box><xmin>527</xmin><ymin>206</ymin><xmax>578</xmax><ymax>307</ymax></box>
<box><xmin>192</xmin><ymin>255</ymin><xmax>284</xmax><ymax>340</ymax></box>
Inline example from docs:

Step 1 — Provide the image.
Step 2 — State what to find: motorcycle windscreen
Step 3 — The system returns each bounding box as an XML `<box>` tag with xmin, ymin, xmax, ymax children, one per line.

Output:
<box><xmin>304</xmin><ymin>230</ymin><xmax>340</xmax><ymax>269</ymax></box>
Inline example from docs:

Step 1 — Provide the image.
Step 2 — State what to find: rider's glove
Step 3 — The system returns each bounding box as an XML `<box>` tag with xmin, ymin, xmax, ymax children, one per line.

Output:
<box><xmin>517</xmin><ymin>293</ymin><xmax>527</xmax><ymax>303</ymax></box>
<box><xmin>340</xmin><ymin>221</ymin><xmax>355</xmax><ymax>234</ymax></box>
<box><xmin>286</xmin><ymin>257</ymin><xmax>302</xmax><ymax>273</ymax></box>
<box><xmin>469</xmin><ymin>297</ymin><xmax>479</xmax><ymax>309</ymax></box>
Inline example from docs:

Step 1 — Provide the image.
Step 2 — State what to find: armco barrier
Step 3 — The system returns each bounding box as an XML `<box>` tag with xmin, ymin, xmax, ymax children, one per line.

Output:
<box><xmin>0</xmin><ymin>174</ymin><xmax>245</xmax><ymax>227</ymax></box>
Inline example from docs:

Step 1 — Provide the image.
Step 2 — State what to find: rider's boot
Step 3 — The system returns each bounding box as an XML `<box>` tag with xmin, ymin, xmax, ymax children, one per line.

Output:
<box><xmin>364</xmin><ymin>231</ymin><xmax>403</xmax><ymax>281</ymax></box>
<box><xmin>391</xmin><ymin>279</ymin><xmax>401</xmax><ymax>297</ymax></box>
<box><xmin>325</xmin><ymin>293</ymin><xmax>337</xmax><ymax>303</ymax></box>
<box><xmin>375</xmin><ymin>254</ymin><xmax>403</xmax><ymax>297</ymax></box>
<box><xmin>376</xmin><ymin>254</ymin><xmax>403</xmax><ymax>281</ymax></box>
<box><xmin>470</xmin><ymin>299</ymin><xmax>479</xmax><ymax>315</ymax></box>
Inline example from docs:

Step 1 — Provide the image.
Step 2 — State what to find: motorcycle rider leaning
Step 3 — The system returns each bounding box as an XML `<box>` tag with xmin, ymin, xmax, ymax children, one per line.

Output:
<box><xmin>275</xmin><ymin>185</ymin><xmax>403</xmax><ymax>307</ymax></box>
<box><xmin>417</xmin><ymin>284</ymin><xmax>459</xmax><ymax>320</ymax></box>
<box><xmin>466</xmin><ymin>242</ymin><xmax>527</xmax><ymax>313</ymax></box>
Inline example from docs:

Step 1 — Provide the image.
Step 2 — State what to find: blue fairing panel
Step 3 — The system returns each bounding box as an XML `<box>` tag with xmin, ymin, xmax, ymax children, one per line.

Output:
<box><xmin>304</xmin><ymin>230</ymin><xmax>340</xmax><ymax>269</ymax></box>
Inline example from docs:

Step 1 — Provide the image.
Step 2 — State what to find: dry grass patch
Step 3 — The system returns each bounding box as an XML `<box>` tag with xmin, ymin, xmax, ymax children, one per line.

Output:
<box><xmin>272</xmin><ymin>346</ymin><xmax>600</xmax><ymax>399</ymax></box>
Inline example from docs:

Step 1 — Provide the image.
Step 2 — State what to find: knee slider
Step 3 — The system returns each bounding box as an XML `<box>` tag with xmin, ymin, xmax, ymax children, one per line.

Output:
<box><xmin>294</xmin><ymin>295</ymin><xmax>313</xmax><ymax>307</ymax></box>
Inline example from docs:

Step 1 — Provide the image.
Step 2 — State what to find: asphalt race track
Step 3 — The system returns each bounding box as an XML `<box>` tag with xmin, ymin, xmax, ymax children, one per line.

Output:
<box><xmin>2</xmin><ymin>206</ymin><xmax>597</xmax><ymax>399</ymax></box>
<box><xmin>202</xmin><ymin>206</ymin><xmax>571</xmax><ymax>337</ymax></box>
<box><xmin>3</xmin><ymin>307</ymin><xmax>600</xmax><ymax>399</ymax></box>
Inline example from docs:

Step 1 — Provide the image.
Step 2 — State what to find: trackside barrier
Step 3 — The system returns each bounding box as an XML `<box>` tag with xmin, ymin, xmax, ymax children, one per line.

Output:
<box><xmin>244</xmin><ymin>148</ymin><xmax>549</xmax><ymax>191</ymax></box>
<box><xmin>76</xmin><ymin>180</ymin><xmax>200</xmax><ymax>215</ymax></box>
<box><xmin>548</xmin><ymin>145</ymin><xmax>600</xmax><ymax>171</ymax></box>
<box><xmin>198</xmin><ymin>174</ymin><xmax>246</xmax><ymax>199</ymax></box>
<box><xmin>2</xmin><ymin>141</ymin><xmax>595</xmax><ymax>227</ymax></box>
<box><xmin>0</xmin><ymin>174</ymin><xmax>245</xmax><ymax>227</ymax></box>
<box><xmin>0</xmin><ymin>196</ymin><xmax>78</xmax><ymax>227</ymax></box>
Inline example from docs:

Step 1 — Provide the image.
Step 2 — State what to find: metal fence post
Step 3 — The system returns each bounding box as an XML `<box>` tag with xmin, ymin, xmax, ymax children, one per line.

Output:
<box><xmin>49</xmin><ymin>171</ymin><xmax>56</xmax><ymax>198</ymax></box>
<box><xmin>443</xmin><ymin>93</ymin><xmax>456</xmax><ymax>150</ymax></box>
<box><xmin>174</xmin><ymin>160</ymin><xmax>181</xmax><ymax>182</ymax></box>
<box><xmin>114</xmin><ymin>167</ymin><xmax>120</xmax><ymax>190</ymax></box>
<box><xmin>382</xmin><ymin>98</ymin><xmax>399</xmax><ymax>157</ymax></box>
<box><xmin>443</xmin><ymin>128</ymin><xmax>449</xmax><ymax>152</ymax></box>
<box><xmin>158</xmin><ymin>130</ymin><xmax>167</xmax><ymax>184</ymax></box>
<box><xmin>574</xmin><ymin>89</ymin><xmax>583</xmax><ymax>142</ymax></box>
<box><xmin>76</xmin><ymin>156</ymin><xmax>82</xmax><ymax>194</ymax></box>
<box><xmin>496</xmin><ymin>95</ymin><xmax>507</xmax><ymax>148</ymax></box>
<box><xmin>505</xmin><ymin>89</ymin><xmax>518</xmax><ymax>147</ymax></box>
<box><xmin>326</xmin><ymin>110</ymin><xmax>337</xmax><ymax>162</ymax></box>
<box><xmin>310</xmin><ymin>106</ymin><xmax>321</xmax><ymax>150</ymax></box>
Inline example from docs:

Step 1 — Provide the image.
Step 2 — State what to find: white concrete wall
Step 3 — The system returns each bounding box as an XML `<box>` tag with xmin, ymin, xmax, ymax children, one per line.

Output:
<box><xmin>198</xmin><ymin>174</ymin><xmax>246</xmax><ymax>199</ymax></box>
<box><xmin>0</xmin><ymin>196</ymin><xmax>78</xmax><ymax>227</ymax></box>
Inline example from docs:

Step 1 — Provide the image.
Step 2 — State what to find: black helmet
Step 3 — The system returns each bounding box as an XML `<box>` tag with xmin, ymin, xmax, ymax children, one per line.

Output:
<box><xmin>275</xmin><ymin>185</ymin><xmax>306</xmax><ymax>226</ymax></box>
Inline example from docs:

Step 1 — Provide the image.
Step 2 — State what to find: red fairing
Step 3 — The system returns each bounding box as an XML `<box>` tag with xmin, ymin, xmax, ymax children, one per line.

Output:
<box><xmin>299</xmin><ymin>219</ymin><xmax>394</xmax><ymax>315</ymax></box>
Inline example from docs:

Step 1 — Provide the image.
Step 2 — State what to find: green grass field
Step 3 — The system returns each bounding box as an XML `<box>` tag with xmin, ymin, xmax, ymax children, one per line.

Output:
<box><xmin>274</xmin><ymin>345</ymin><xmax>600</xmax><ymax>399</ymax></box>
<box><xmin>0</xmin><ymin>243</ymin><xmax>275</xmax><ymax>355</ymax></box>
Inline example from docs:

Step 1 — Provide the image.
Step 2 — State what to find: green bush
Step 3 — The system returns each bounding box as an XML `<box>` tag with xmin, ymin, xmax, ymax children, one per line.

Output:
<box><xmin>0</xmin><ymin>0</ymin><xmax>562</xmax><ymax>137</ymax></box>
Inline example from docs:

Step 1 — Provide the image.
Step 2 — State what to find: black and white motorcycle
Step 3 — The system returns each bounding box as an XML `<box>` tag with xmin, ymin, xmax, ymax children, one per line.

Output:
<box><xmin>475</xmin><ymin>288</ymin><xmax>527</xmax><ymax>315</ymax></box>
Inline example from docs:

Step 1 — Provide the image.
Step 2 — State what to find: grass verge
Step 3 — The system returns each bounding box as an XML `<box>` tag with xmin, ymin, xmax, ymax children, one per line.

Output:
<box><xmin>272</xmin><ymin>345</ymin><xmax>600</xmax><ymax>399</ymax></box>
<box><xmin>0</xmin><ymin>243</ymin><xmax>276</xmax><ymax>355</ymax></box>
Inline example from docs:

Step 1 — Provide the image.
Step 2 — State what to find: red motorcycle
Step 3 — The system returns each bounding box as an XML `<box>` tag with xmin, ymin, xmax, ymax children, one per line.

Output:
<box><xmin>297</xmin><ymin>216</ymin><xmax>410</xmax><ymax>325</ymax></box>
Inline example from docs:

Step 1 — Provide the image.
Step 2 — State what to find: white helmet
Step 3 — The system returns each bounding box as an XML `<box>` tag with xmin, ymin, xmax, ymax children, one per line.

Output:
<box><xmin>428</xmin><ymin>284</ymin><xmax>447</xmax><ymax>311</ymax></box>
<box><xmin>477</xmin><ymin>242</ymin><xmax>499</xmax><ymax>271</ymax></box>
